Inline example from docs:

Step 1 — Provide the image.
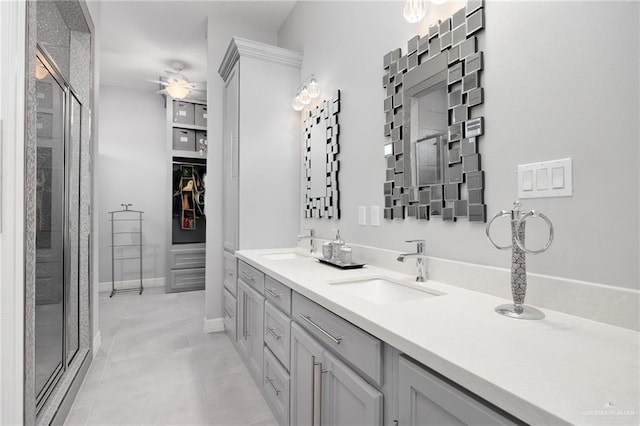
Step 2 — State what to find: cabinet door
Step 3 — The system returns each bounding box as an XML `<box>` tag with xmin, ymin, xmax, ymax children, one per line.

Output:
<box><xmin>246</xmin><ymin>285</ymin><xmax>265</xmax><ymax>382</ymax></box>
<box><xmin>236</xmin><ymin>281</ymin><xmax>250</xmax><ymax>360</ymax></box>
<box><xmin>222</xmin><ymin>62</ymin><xmax>239</xmax><ymax>252</ymax></box>
<box><xmin>398</xmin><ymin>356</ymin><xmax>517</xmax><ymax>426</ymax></box>
<box><xmin>321</xmin><ymin>350</ymin><xmax>383</xmax><ymax>426</ymax></box>
<box><xmin>290</xmin><ymin>323</ymin><xmax>324</xmax><ymax>426</ymax></box>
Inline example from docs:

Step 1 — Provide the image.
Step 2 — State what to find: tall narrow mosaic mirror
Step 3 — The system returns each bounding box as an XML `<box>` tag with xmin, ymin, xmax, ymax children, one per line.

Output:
<box><xmin>304</xmin><ymin>90</ymin><xmax>341</xmax><ymax>218</ymax></box>
<box><xmin>382</xmin><ymin>0</ymin><xmax>486</xmax><ymax>222</ymax></box>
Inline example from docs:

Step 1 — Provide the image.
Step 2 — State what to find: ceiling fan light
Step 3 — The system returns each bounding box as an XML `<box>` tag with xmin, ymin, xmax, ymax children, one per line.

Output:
<box><xmin>166</xmin><ymin>84</ymin><xmax>190</xmax><ymax>99</ymax></box>
<box><xmin>35</xmin><ymin>61</ymin><xmax>48</xmax><ymax>80</ymax></box>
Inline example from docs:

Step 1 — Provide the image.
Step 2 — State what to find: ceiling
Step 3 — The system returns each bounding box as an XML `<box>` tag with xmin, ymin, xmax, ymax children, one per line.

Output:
<box><xmin>99</xmin><ymin>1</ymin><xmax>297</xmax><ymax>92</ymax></box>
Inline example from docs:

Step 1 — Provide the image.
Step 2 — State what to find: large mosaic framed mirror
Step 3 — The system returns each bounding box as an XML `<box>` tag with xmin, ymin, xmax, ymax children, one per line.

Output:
<box><xmin>382</xmin><ymin>0</ymin><xmax>486</xmax><ymax>222</ymax></box>
<box><xmin>304</xmin><ymin>90</ymin><xmax>341</xmax><ymax>218</ymax></box>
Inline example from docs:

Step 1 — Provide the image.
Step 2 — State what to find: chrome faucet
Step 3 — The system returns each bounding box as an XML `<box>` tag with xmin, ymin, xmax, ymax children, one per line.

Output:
<box><xmin>397</xmin><ymin>239</ymin><xmax>427</xmax><ymax>282</ymax></box>
<box><xmin>297</xmin><ymin>228</ymin><xmax>316</xmax><ymax>254</ymax></box>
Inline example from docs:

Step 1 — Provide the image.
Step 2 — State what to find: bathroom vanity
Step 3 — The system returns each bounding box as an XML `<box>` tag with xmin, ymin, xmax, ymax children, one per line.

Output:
<box><xmin>225</xmin><ymin>248</ymin><xmax>639</xmax><ymax>426</ymax></box>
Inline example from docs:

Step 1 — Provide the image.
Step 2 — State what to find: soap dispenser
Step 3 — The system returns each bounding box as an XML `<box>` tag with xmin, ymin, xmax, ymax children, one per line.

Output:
<box><xmin>331</xmin><ymin>229</ymin><xmax>344</xmax><ymax>262</ymax></box>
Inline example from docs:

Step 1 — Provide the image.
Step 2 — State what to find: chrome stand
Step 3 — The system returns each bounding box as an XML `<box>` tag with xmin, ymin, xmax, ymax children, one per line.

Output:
<box><xmin>486</xmin><ymin>200</ymin><xmax>554</xmax><ymax>320</ymax></box>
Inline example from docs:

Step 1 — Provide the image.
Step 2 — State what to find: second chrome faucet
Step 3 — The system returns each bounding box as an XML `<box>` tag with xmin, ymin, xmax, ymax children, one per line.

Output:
<box><xmin>397</xmin><ymin>239</ymin><xmax>427</xmax><ymax>282</ymax></box>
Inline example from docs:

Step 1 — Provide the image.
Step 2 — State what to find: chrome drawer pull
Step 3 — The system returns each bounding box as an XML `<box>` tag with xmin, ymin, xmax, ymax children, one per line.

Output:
<box><xmin>266</xmin><ymin>326</ymin><xmax>282</xmax><ymax>340</ymax></box>
<box><xmin>266</xmin><ymin>376</ymin><xmax>282</xmax><ymax>395</ymax></box>
<box><xmin>223</xmin><ymin>307</ymin><xmax>233</xmax><ymax>319</ymax></box>
<box><xmin>265</xmin><ymin>288</ymin><xmax>282</xmax><ymax>298</ymax></box>
<box><xmin>240</xmin><ymin>271</ymin><xmax>254</xmax><ymax>282</ymax></box>
<box><xmin>299</xmin><ymin>314</ymin><xmax>342</xmax><ymax>345</ymax></box>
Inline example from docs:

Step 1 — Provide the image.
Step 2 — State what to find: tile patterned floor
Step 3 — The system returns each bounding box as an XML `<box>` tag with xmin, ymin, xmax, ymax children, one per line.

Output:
<box><xmin>65</xmin><ymin>288</ymin><xmax>276</xmax><ymax>426</ymax></box>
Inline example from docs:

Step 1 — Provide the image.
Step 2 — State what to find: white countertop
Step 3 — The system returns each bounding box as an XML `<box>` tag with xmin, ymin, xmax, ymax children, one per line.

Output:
<box><xmin>236</xmin><ymin>248</ymin><xmax>640</xmax><ymax>426</ymax></box>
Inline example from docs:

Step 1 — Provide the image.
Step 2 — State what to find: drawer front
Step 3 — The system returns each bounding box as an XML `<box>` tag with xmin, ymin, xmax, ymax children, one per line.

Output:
<box><xmin>170</xmin><ymin>246</ymin><xmax>205</xmax><ymax>269</ymax></box>
<box><xmin>173</xmin><ymin>100</ymin><xmax>195</xmax><ymax>125</ymax></box>
<box><xmin>238</xmin><ymin>260</ymin><xmax>265</xmax><ymax>293</ymax></box>
<box><xmin>264</xmin><ymin>300</ymin><xmax>291</xmax><ymax>370</ymax></box>
<box><xmin>195</xmin><ymin>104</ymin><xmax>207</xmax><ymax>127</ymax></box>
<box><xmin>264</xmin><ymin>275</ymin><xmax>292</xmax><ymax>316</ymax></box>
<box><xmin>172</xmin><ymin>128</ymin><xmax>195</xmax><ymax>151</ymax></box>
<box><xmin>263</xmin><ymin>347</ymin><xmax>290</xmax><ymax>426</ymax></box>
<box><xmin>170</xmin><ymin>267</ymin><xmax>205</xmax><ymax>291</ymax></box>
<box><xmin>223</xmin><ymin>288</ymin><xmax>236</xmax><ymax>342</ymax></box>
<box><xmin>292</xmin><ymin>292</ymin><xmax>383</xmax><ymax>386</ymax></box>
<box><xmin>223</xmin><ymin>252</ymin><xmax>237</xmax><ymax>295</ymax></box>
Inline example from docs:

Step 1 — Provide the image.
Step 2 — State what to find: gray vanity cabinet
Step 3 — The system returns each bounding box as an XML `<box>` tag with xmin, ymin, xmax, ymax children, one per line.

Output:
<box><xmin>290</xmin><ymin>323</ymin><xmax>383</xmax><ymax>426</ymax></box>
<box><xmin>397</xmin><ymin>356</ymin><xmax>518</xmax><ymax>426</ymax></box>
<box><xmin>237</xmin><ymin>280</ymin><xmax>264</xmax><ymax>383</ymax></box>
<box><xmin>290</xmin><ymin>322</ymin><xmax>324</xmax><ymax>426</ymax></box>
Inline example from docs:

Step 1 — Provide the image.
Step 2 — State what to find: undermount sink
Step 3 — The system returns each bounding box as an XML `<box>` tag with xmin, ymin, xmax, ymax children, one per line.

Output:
<box><xmin>329</xmin><ymin>277</ymin><xmax>443</xmax><ymax>305</ymax></box>
<box><xmin>263</xmin><ymin>252</ymin><xmax>306</xmax><ymax>261</ymax></box>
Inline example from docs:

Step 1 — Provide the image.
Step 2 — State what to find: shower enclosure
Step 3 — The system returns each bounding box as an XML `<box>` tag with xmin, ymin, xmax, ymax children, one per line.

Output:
<box><xmin>24</xmin><ymin>1</ymin><xmax>94</xmax><ymax>424</ymax></box>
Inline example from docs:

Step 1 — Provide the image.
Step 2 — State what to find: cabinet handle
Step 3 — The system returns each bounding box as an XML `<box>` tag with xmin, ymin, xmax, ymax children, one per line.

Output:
<box><xmin>240</xmin><ymin>271</ymin><xmax>254</xmax><ymax>283</ymax></box>
<box><xmin>311</xmin><ymin>357</ymin><xmax>318</xmax><ymax>426</ymax></box>
<box><xmin>264</xmin><ymin>287</ymin><xmax>281</xmax><ymax>298</ymax></box>
<box><xmin>242</xmin><ymin>292</ymin><xmax>248</xmax><ymax>339</ymax></box>
<box><xmin>266</xmin><ymin>326</ymin><xmax>282</xmax><ymax>340</ymax></box>
<box><xmin>265</xmin><ymin>376</ymin><xmax>282</xmax><ymax>395</ymax></box>
<box><xmin>223</xmin><ymin>307</ymin><xmax>233</xmax><ymax>319</ymax></box>
<box><xmin>299</xmin><ymin>314</ymin><xmax>343</xmax><ymax>345</ymax></box>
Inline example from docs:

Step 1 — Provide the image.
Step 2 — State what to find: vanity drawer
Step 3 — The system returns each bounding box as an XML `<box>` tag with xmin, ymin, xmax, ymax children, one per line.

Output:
<box><xmin>264</xmin><ymin>275</ymin><xmax>292</xmax><ymax>316</ymax></box>
<box><xmin>292</xmin><ymin>292</ymin><xmax>383</xmax><ymax>386</ymax></box>
<box><xmin>263</xmin><ymin>347</ymin><xmax>290</xmax><ymax>426</ymax></box>
<box><xmin>238</xmin><ymin>260</ymin><xmax>265</xmax><ymax>293</ymax></box>
<box><xmin>169</xmin><ymin>267</ymin><xmax>205</xmax><ymax>291</ymax></box>
<box><xmin>223</xmin><ymin>252</ymin><xmax>237</xmax><ymax>296</ymax></box>
<box><xmin>223</xmin><ymin>288</ymin><xmax>236</xmax><ymax>342</ymax></box>
<box><xmin>170</xmin><ymin>246</ymin><xmax>205</xmax><ymax>269</ymax></box>
<box><xmin>264</xmin><ymin>300</ymin><xmax>291</xmax><ymax>370</ymax></box>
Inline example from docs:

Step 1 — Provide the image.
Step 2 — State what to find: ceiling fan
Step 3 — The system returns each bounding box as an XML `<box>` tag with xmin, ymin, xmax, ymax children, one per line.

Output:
<box><xmin>152</xmin><ymin>61</ymin><xmax>205</xmax><ymax>100</ymax></box>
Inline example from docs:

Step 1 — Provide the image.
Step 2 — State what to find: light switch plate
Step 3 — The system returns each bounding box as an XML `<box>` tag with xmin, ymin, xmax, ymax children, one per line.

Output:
<box><xmin>358</xmin><ymin>206</ymin><xmax>367</xmax><ymax>226</ymax></box>
<box><xmin>370</xmin><ymin>206</ymin><xmax>380</xmax><ymax>227</ymax></box>
<box><xmin>518</xmin><ymin>158</ymin><xmax>572</xmax><ymax>199</ymax></box>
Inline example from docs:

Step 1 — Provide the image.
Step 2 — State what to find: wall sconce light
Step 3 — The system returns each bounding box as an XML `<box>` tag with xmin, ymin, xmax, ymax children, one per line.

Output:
<box><xmin>292</xmin><ymin>75</ymin><xmax>320</xmax><ymax>111</ymax></box>
<box><xmin>403</xmin><ymin>0</ymin><xmax>427</xmax><ymax>23</ymax></box>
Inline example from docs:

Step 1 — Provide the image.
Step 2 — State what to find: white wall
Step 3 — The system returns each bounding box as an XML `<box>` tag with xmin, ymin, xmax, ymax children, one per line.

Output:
<box><xmin>205</xmin><ymin>20</ymin><xmax>278</xmax><ymax>322</ymax></box>
<box><xmin>97</xmin><ymin>85</ymin><xmax>168</xmax><ymax>284</ymax></box>
<box><xmin>278</xmin><ymin>0</ymin><xmax>639</xmax><ymax>290</ymax></box>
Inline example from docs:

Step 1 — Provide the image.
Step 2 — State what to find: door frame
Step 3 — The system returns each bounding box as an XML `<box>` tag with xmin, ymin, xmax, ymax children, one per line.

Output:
<box><xmin>0</xmin><ymin>1</ymin><xmax>27</xmax><ymax>424</ymax></box>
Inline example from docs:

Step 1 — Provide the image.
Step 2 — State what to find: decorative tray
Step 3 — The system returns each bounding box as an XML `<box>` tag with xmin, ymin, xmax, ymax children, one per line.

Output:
<box><xmin>318</xmin><ymin>258</ymin><xmax>366</xmax><ymax>270</ymax></box>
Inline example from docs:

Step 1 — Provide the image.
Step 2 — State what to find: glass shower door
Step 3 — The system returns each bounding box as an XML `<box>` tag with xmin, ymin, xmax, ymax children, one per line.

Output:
<box><xmin>34</xmin><ymin>55</ymin><xmax>66</xmax><ymax>403</ymax></box>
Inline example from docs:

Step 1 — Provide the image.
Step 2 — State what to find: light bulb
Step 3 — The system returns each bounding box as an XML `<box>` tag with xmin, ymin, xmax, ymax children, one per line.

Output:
<box><xmin>403</xmin><ymin>0</ymin><xmax>427</xmax><ymax>23</ymax></box>
<box><xmin>292</xmin><ymin>95</ymin><xmax>304</xmax><ymax>111</ymax></box>
<box><xmin>307</xmin><ymin>77</ymin><xmax>320</xmax><ymax>98</ymax></box>
<box><xmin>299</xmin><ymin>87</ymin><xmax>311</xmax><ymax>105</ymax></box>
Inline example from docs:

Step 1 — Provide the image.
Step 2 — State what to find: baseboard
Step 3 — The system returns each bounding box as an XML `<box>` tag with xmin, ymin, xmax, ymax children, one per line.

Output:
<box><xmin>203</xmin><ymin>317</ymin><xmax>225</xmax><ymax>333</ymax></box>
<box><xmin>98</xmin><ymin>277</ymin><xmax>165</xmax><ymax>293</ymax></box>
<box><xmin>92</xmin><ymin>331</ymin><xmax>101</xmax><ymax>358</ymax></box>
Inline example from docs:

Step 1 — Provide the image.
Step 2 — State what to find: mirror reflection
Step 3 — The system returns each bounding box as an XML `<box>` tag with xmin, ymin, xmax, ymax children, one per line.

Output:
<box><xmin>309</xmin><ymin>113</ymin><xmax>327</xmax><ymax>198</ymax></box>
